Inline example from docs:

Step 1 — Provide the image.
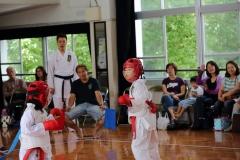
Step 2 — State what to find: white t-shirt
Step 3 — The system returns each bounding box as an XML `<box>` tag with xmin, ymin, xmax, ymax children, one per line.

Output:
<box><xmin>189</xmin><ymin>86</ymin><xmax>204</xmax><ymax>99</ymax></box>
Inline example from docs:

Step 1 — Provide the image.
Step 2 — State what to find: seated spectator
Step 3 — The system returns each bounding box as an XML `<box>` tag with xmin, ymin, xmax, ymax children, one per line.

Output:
<box><xmin>64</xmin><ymin>64</ymin><xmax>106</xmax><ymax>139</ymax></box>
<box><xmin>214</xmin><ymin>60</ymin><xmax>240</xmax><ymax>118</ymax></box>
<box><xmin>161</xmin><ymin>63</ymin><xmax>186</xmax><ymax>123</ymax></box>
<box><xmin>3</xmin><ymin>66</ymin><xmax>27</xmax><ymax>104</ymax></box>
<box><xmin>174</xmin><ymin>76</ymin><xmax>203</xmax><ymax>118</ymax></box>
<box><xmin>191</xmin><ymin>61</ymin><xmax>223</xmax><ymax>130</ymax></box>
<box><xmin>35</xmin><ymin>66</ymin><xmax>47</xmax><ymax>81</ymax></box>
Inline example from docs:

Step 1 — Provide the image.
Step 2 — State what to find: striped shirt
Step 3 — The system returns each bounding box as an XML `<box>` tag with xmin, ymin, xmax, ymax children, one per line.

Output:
<box><xmin>221</xmin><ymin>75</ymin><xmax>240</xmax><ymax>92</ymax></box>
<box><xmin>3</xmin><ymin>78</ymin><xmax>27</xmax><ymax>97</ymax></box>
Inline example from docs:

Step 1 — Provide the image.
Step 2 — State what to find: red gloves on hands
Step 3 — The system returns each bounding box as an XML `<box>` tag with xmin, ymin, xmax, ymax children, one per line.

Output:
<box><xmin>50</xmin><ymin>108</ymin><xmax>62</xmax><ymax>117</ymax></box>
<box><xmin>43</xmin><ymin>120</ymin><xmax>58</xmax><ymax>131</ymax></box>
<box><xmin>118</xmin><ymin>94</ymin><xmax>132</xmax><ymax>107</ymax></box>
<box><xmin>50</xmin><ymin>108</ymin><xmax>65</xmax><ymax>130</ymax></box>
<box><xmin>146</xmin><ymin>100</ymin><xmax>157</xmax><ymax>114</ymax></box>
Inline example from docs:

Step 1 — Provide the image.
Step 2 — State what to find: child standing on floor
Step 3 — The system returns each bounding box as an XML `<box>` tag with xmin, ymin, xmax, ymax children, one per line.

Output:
<box><xmin>118</xmin><ymin>58</ymin><xmax>161</xmax><ymax>160</ymax></box>
<box><xmin>174</xmin><ymin>76</ymin><xmax>204</xmax><ymax>118</ymax></box>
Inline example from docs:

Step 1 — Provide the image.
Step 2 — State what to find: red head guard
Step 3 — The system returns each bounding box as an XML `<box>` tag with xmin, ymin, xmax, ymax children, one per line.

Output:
<box><xmin>27</xmin><ymin>81</ymin><xmax>49</xmax><ymax>108</ymax></box>
<box><xmin>123</xmin><ymin>58</ymin><xmax>143</xmax><ymax>83</ymax></box>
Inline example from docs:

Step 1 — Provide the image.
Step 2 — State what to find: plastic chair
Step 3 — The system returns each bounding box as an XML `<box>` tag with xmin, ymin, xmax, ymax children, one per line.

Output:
<box><xmin>148</xmin><ymin>85</ymin><xmax>163</xmax><ymax>114</ymax></box>
<box><xmin>80</xmin><ymin>87</ymin><xmax>109</xmax><ymax>126</ymax></box>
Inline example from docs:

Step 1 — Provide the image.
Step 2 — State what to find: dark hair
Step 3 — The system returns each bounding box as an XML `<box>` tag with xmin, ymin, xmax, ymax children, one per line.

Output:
<box><xmin>166</xmin><ymin>63</ymin><xmax>178</xmax><ymax>75</ymax></box>
<box><xmin>225</xmin><ymin>60</ymin><xmax>239</xmax><ymax>77</ymax></box>
<box><xmin>28</xmin><ymin>99</ymin><xmax>43</xmax><ymax>113</ymax></box>
<box><xmin>206</xmin><ymin>61</ymin><xmax>220</xmax><ymax>78</ymax></box>
<box><xmin>57</xmin><ymin>33</ymin><xmax>67</xmax><ymax>41</ymax></box>
<box><xmin>35</xmin><ymin>66</ymin><xmax>47</xmax><ymax>81</ymax></box>
<box><xmin>190</xmin><ymin>76</ymin><xmax>197</xmax><ymax>82</ymax></box>
<box><xmin>75</xmin><ymin>64</ymin><xmax>88</xmax><ymax>73</ymax></box>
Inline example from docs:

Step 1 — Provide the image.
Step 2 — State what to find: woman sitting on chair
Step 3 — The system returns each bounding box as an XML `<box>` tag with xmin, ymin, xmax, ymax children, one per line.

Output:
<box><xmin>191</xmin><ymin>61</ymin><xmax>223</xmax><ymax>130</ymax></box>
<box><xmin>214</xmin><ymin>60</ymin><xmax>240</xmax><ymax>118</ymax></box>
<box><xmin>161</xmin><ymin>63</ymin><xmax>186</xmax><ymax>124</ymax></box>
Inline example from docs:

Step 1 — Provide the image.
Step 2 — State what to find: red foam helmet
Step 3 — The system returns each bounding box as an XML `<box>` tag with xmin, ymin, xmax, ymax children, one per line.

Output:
<box><xmin>27</xmin><ymin>81</ymin><xmax>49</xmax><ymax>108</ymax></box>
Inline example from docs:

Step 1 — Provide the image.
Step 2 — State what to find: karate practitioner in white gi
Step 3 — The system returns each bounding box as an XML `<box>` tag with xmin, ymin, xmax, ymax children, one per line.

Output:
<box><xmin>19</xmin><ymin>81</ymin><xmax>64</xmax><ymax>160</ymax></box>
<box><xmin>48</xmin><ymin>33</ymin><xmax>78</xmax><ymax>133</ymax></box>
<box><xmin>47</xmin><ymin>33</ymin><xmax>78</xmax><ymax>110</ymax></box>
<box><xmin>118</xmin><ymin>58</ymin><xmax>161</xmax><ymax>160</ymax></box>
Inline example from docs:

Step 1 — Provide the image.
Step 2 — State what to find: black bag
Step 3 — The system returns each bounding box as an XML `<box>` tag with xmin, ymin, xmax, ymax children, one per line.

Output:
<box><xmin>6</xmin><ymin>101</ymin><xmax>24</xmax><ymax>121</ymax></box>
<box><xmin>232</xmin><ymin>113</ymin><xmax>240</xmax><ymax>132</ymax></box>
<box><xmin>167</xmin><ymin>120</ymin><xmax>178</xmax><ymax>130</ymax></box>
<box><xmin>202</xmin><ymin>110</ymin><xmax>214</xmax><ymax>129</ymax></box>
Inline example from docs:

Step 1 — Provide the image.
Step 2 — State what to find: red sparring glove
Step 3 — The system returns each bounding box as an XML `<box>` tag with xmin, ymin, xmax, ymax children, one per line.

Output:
<box><xmin>146</xmin><ymin>100</ymin><xmax>157</xmax><ymax>114</ymax></box>
<box><xmin>50</xmin><ymin>108</ymin><xmax>65</xmax><ymax>130</ymax></box>
<box><xmin>118</xmin><ymin>94</ymin><xmax>132</xmax><ymax>107</ymax></box>
<box><xmin>43</xmin><ymin>120</ymin><xmax>58</xmax><ymax>131</ymax></box>
<box><xmin>50</xmin><ymin>108</ymin><xmax>62</xmax><ymax>117</ymax></box>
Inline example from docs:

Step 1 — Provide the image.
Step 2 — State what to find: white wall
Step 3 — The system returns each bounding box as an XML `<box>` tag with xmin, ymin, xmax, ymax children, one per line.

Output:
<box><xmin>0</xmin><ymin>0</ymin><xmax>116</xmax><ymax>29</ymax></box>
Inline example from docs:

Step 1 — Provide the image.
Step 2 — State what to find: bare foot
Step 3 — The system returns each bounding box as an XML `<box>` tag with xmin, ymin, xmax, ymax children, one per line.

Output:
<box><xmin>175</xmin><ymin>114</ymin><xmax>181</xmax><ymax>118</ymax></box>
<box><xmin>93</xmin><ymin>129</ymin><xmax>101</xmax><ymax>139</ymax></box>
<box><xmin>76</xmin><ymin>128</ymin><xmax>83</xmax><ymax>140</ymax></box>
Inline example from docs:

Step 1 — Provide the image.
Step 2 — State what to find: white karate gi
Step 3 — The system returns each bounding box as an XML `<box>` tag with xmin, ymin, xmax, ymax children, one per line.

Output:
<box><xmin>47</xmin><ymin>50</ymin><xmax>78</xmax><ymax>109</ymax></box>
<box><xmin>128</xmin><ymin>79</ymin><xmax>161</xmax><ymax>160</ymax></box>
<box><xmin>19</xmin><ymin>103</ymin><xmax>54</xmax><ymax>160</ymax></box>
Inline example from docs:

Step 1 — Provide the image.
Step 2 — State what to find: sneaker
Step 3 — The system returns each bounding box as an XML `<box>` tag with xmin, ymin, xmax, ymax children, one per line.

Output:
<box><xmin>0</xmin><ymin>147</ymin><xmax>8</xmax><ymax>153</ymax></box>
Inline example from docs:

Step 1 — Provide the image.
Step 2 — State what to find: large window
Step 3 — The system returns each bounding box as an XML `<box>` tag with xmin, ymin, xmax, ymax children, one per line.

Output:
<box><xmin>136</xmin><ymin>18</ymin><xmax>165</xmax><ymax>78</ymax></box>
<box><xmin>135</xmin><ymin>0</ymin><xmax>240</xmax><ymax>80</ymax></box>
<box><xmin>166</xmin><ymin>14</ymin><xmax>197</xmax><ymax>79</ymax></box>
<box><xmin>0</xmin><ymin>34</ymin><xmax>91</xmax><ymax>82</ymax></box>
<box><xmin>135</xmin><ymin>0</ymin><xmax>195</xmax><ymax>11</ymax></box>
<box><xmin>204</xmin><ymin>12</ymin><xmax>240</xmax><ymax>55</ymax></box>
<box><xmin>22</xmin><ymin>38</ymin><xmax>43</xmax><ymax>81</ymax></box>
<box><xmin>202</xmin><ymin>0</ymin><xmax>236</xmax><ymax>5</ymax></box>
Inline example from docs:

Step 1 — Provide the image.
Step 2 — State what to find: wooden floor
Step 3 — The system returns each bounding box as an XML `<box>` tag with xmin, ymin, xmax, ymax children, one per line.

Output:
<box><xmin>1</xmin><ymin>125</ymin><xmax>240</xmax><ymax>160</ymax></box>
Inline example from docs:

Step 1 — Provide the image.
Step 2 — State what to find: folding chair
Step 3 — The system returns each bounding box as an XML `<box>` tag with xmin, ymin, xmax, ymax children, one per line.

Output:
<box><xmin>80</xmin><ymin>87</ymin><xmax>109</xmax><ymax>126</ymax></box>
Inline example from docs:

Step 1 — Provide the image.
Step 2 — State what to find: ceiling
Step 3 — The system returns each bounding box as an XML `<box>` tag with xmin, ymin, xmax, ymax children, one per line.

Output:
<box><xmin>0</xmin><ymin>0</ymin><xmax>60</xmax><ymax>16</ymax></box>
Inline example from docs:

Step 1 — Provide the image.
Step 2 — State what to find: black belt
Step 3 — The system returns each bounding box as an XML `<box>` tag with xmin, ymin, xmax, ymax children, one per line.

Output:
<box><xmin>54</xmin><ymin>74</ymin><xmax>74</xmax><ymax>105</ymax></box>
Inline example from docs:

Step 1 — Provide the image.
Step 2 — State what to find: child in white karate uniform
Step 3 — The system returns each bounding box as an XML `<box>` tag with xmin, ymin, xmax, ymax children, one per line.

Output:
<box><xmin>118</xmin><ymin>58</ymin><xmax>161</xmax><ymax>160</ymax></box>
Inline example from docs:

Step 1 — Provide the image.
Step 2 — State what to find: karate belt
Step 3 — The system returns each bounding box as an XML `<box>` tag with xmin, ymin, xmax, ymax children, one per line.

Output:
<box><xmin>54</xmin><ymin>74</ymin><xmax>73</xmax><ymax>106</ymax></box>
<box><xmin>131</xmin><ymin>116</ymin><xmax>136</xmax><ymax>140</ymax></box>
<box><xmin>23</xmin><ymin>147</ymin><xmax>44</xmax><ymax>160</ymax></box>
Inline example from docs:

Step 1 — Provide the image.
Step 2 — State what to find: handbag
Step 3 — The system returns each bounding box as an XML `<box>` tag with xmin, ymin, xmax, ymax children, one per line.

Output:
<box><xmin>221</xmin><ymin>116</ymin><xmax>230</xmax><ymax>130</ymax></box>
<box><xmin>214</xmin><ymin>118</ymin><xmax>222</xmax><ymax>131</ymax></box>
<box><xmin>157</xmin><ymin>112</ymin><xmax>170</xmax><ymax>130</ymax></box>
<box><xmin>104</xmin><ymin>108</ymin><xmax>116</xmax><ymax>130</ymax></box>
